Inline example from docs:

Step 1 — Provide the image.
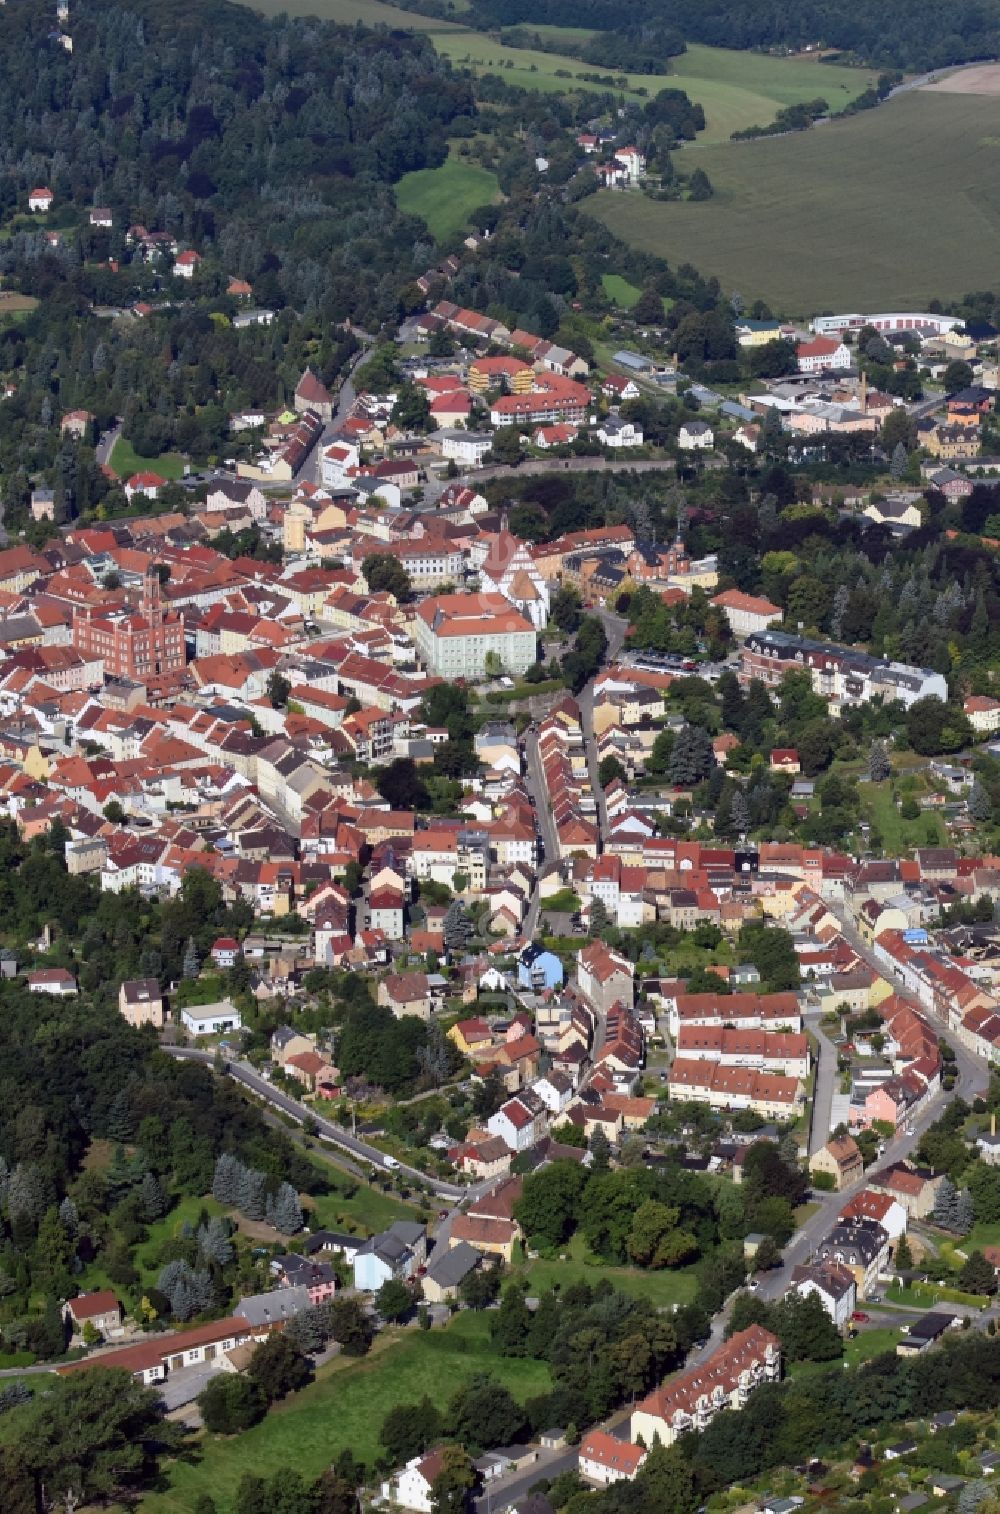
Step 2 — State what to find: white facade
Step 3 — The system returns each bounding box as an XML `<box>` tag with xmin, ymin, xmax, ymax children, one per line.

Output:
<box><xmin>438</xmin><ymin>430</ymin><xmax>492</xmax><ymax>468</ymax></box>
<box><xmin>678</xmin><ymin>422</ymin><xmax>713</xmax><ymax>450</ymax></box>
<box><xmin>811</xmin><ymin>312</ymin><xmax>961</xmax><ymax>337</ymax></box>
<box><xmin>181</xmin><ymin>1000</ymin><xmax>243</xmax><ymax>1036</ymax></box>
<box><xmin>794</xmin><ymin>1271</ymin><xmax>856</xmax><ymax>1330</ymax></box>
<box><xmin>797</xmin><ymin>341</ymin><xmax>851</xmax><ymax>374</ymax></box>
<box><xmin>385</xmin><ymin>1459</ymin><xmax>435</xmax><ymax>1514</ymax></box>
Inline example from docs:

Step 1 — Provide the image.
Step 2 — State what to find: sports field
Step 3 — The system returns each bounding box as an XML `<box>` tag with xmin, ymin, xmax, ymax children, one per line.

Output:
<box><xmin>431</xmin><ymin>33</ymin><xmax>877</xmax><ymax>141</ymax></box>
<box><xmin>585</xmin><ymin>90</ymin><xmax>1000</xmax><ymax>313</ymax></box>
<box><xmin>395</xmin><ymin>151</ymin><xmax>501</xmax><ymax>240</ymax></box>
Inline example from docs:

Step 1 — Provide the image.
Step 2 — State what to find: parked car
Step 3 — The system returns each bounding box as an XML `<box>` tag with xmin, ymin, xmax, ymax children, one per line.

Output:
<box><xmin>852</xmin><ymin>1311</ymin><xmax>870</xmax><ymax>1323</ymax></box>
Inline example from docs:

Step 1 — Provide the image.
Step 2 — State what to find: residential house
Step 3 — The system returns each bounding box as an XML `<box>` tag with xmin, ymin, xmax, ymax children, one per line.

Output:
<box><xmin>383</xmin><ymin>1451</ymin><xmax>448</xmax><ymax>1514</ymax></box>
<box><xmin>57</xmin><ymin>1317</ymin><xmax>253</xmax><ymax>1387</ymax></box>
<box><xmin>421</xmin><ymin>1241</ymin><xmax>482</xmax><ymax>1303</ymax></box>
<box><xmin>678</xmin><ymin>421</ymin><xmax>714</xmax><ymax>451</ymax></box>
<box><xmin>180</xmin><ymin>1000</ymin><xmax>242</xmax><ymax>1037</ymax></box>
<box><xmin>487</xmin><ymin>1090</ymin><xmax>547</xmax><ymax>1152</ymax></box>
<box><xmin>353</xmin><ymin>1221</ymin><xmax>427</xmax><ymax>1291</ymax></box>
<box><xmin>518</xmin><ymin>944</ymin><xmax>564</xmax><ymax>992</ymax></box>
<box><xmin>27</xmin><ymin>968</ymin><xmax>77</xmax><ymax>996</ymax></box>
<box><xmin>378</xmin><ymin>972</ymin><xmax>433</xmax><ymax>1021</ymax></box>
<box><xmin>63</xmin><ymin>1290</ymin><xmax>124</xmax><ymax>1340</ymax></box>
<box><xmin>118</xmin><ymin>977</ymin><xmax>165</xmax><ymax>1029</ymax></box>
<box><xmin>811</xmin><ymin>1133</ymin><xmax>864</xmax><ymax>1191</ymax></box>
<box><xmin>791</xmin><ymin>1262</ymin><xmax>857</xmax><ymax>1329</ymax></box>
<box><xmin>815</xmin><ymin>1219</ymin><xmax>890</xmax><ymax>1299</ymax></box>
<box><xmin>577</xmin><ymin>940</ymin><xmax>634</xmax><ymax>1013</ymax></box>
<box><xmin>578</xmin><ymin>1432</ymin><xmax>647</xmax><ymax>1487</ymax></box>
<box><xmin>630</xmin><ymin>1325</ymin><xmax>781</xmax><ymax>1448</ymax></box>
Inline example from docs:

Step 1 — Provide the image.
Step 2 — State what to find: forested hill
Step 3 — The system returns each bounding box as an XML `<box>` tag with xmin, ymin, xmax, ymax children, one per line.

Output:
<box><xmin>0</xmin><ymin>0</ymin><xmax>473</xmax><ymax>311</ymax></box>
<box><xmin>465</xmin><ymin>0</ymin><xmax>1000</xmax><ymax>71</ymax></box>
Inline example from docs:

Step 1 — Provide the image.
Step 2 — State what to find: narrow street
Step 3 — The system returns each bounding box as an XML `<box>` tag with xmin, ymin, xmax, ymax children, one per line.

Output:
<box><xmin>805</xmin><ymin>1010</ymin><xmax>842</xmax><ymax>1156</ymax></box>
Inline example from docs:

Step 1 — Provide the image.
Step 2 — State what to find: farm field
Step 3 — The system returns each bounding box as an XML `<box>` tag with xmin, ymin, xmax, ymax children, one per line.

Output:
<box><xmin>141</xmin><ymin>1311</ymin><xmax>552</xmax><ymax>1513</ymax></box>
<box><xmin>395</xmin><ymin>151</ymin><xmax>501</xmax><ymax>240</ymax></box>
<box><xmin>249</xmin><ymin>0</ymin><xmax>461</xmax><ymax>28</ymax></box>
<box><xmin>585</xmin><ymin>91</ymin><xmax>1000</xmax><ymax>313</ymax></box>
<box><xmin>430</xmin><ymin>33</ymin><xmax>877</xmax><ymax>141</ymax></box>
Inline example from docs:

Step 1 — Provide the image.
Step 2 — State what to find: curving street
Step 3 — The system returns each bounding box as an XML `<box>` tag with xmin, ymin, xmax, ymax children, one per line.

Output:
<box><xmin>164</xmin><ymin>1045</ymin><xmax>466</xmax><ymax>1199</ymax></box>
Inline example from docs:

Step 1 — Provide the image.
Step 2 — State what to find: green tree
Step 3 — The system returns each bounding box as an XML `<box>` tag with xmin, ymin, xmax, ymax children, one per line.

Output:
<box><xmin>12</xmin><ymin>1369</ymin><xmax>181</xmax><ymax>1509</ymax></box>
<box><xmin>960</xmin><ymin>1249</ymin><xmax>998</xmax><ymax>1296</ymax></box>
<box><xmin>430</xmin><ymin>1445</ymin><xmax>475</xmax><ymax>1514</ymax></box>
<box><xmin>246</xmin><ymin>1333</ymin><xmax>312</xmax><ymax>1402</ymax></box>
<box><xmin>363</xmin><ymin>554</ymin><xmax>413</xmax><ymax>602</ymax></box>
<box><xmin>943</xmin><ymin>360</ymin><xmax>974</xmax><ymax>395</ymax></box>
<box><xmin>266</xmin><ymin>671</ymin><xmax>291</xmax><ymax>709</ymax></box>
<box><xmin>488</xmin><ymin>426</ymin><xmax>523</xmax><ymax>466</ymax></box>
<box><xmin>688</xmin><ymin>167</ymin><xmax>713</xmax><ymax>200</ymax></box>
<box><xmin>637</xmin><ymin>1442</ymin><xmax>699</xmax><ymax>1514</ymax></box>
<box><xmin>391</xmin><ymin>382</ymin><xmax>431</xmax><ymax>433</ymax></box>
<box><xmin>667</xmin><ymin>725</ymin><xmax>714</xmax><ymax>785</ymax></box>
<box><xmin>198</xmin><ymin>1374</ymin><xmax>267</xmax><ymax>1434</ymax></box>
<box><xmin>448</xmin><ymin>1374</ymin><xmax>527</xmax><ymax>1452</ymax></box>
<box><xmin>514</xmin><ymin>1160</ymin><xmax>586</xmax><ymax>1249</ymax></box>
<box><xmin>380</xmin><ymin>1395</ymin><xmax>442</xmax><ymax>1463</ymax></box>
<box><xmin>632</xmin><ymin>287</ymin><xmax>665</xmax><ymax>323</ymax></box>
<box><xmin>376</xmin><ymin>1278</ymin><xmax>413</xmax><ymax>1323</ymax></box>
<box><xmin>551</xmin><ymin>586</ymin><xmax>582</xmax><ymax>634</ymax></box>
<box><xmin>377</xmin><ymin>758</ymin><xmax>430</xmax><ymax>811</ymax></box>
<box><xmin>894</xmin><ymin>1233</ymin><xmax>914</xmax><ymax>1272</ymax></box>
<box><xmin>598</xmin><ymin>755</ymin><xmax>626</xmax><ymax>789</ymax></box>
<box><xmin>906</xmin><ymin>697</ymin><xmax>973</xmax><ymax>756</ymax></box>
<box><xmin>329</xmin><ymin>1297</ymin><xmax>374</xmax><ymax>1356</ymax></box>
<box><xmin>627</xmin><ymin>1200</ymin><xmax>698</xmax><ymax>1269</ymax></box>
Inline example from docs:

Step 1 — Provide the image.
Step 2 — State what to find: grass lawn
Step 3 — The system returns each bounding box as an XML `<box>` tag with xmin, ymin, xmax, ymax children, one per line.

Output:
<box><xmin>956</xmin><ymin>1220</ymin><xmax>1000</xmax><ymax>1253</ymax></box>
<box><xmin>602</xmin><ymin>273</ymin><xmax>642</xmax><ymax>309</ymax></box>
<box><xmin>304</xmin><ymin>1164</ymin><xmax>419</xmax><ymax>1235</ymax></box>
<box><xmin>142</xmin><ymin>1311</ymin><xmax>551</xmax><ymax>1514</ymax></box>
<box><xmin>585</xmin><ymin>90</ymin><xmax>1000</xmax><ymax>314</ymax></box>
<box><xmin>395</xmin><ymin>151</ymin><xmax>500</xmax><ymax>241</ymax></box>
<box><xmin>787</xmin><ymin>1326</ymin><xmax>900</xmax><ymax>1378</ymax></box>
<box><xmin>517</xmin><ymin>1232</ymin><xmax>699</xmax><ymax>1308</ymax></box>
<box><xmin>856</xmin><ymin>779</ymin><xmax>947</xmax><ymax>855</ymax></box>
<box><xmin>109</xmin><ymin>436</ymin><xmax>187</xmax><ymax>482</ymax></box>
<box><xmin>886</xmin><ymin>1280</ymin><xmax>988</xmax><ymax>1309</ymax></box>
<box><xmin>847</xmin><ymin>1325</ymin><xmax>902</xmax><ymax>1365</ymax></box>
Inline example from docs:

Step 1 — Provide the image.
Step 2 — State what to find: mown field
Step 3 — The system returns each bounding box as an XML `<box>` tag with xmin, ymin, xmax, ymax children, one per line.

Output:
<box><xmin>109</xmin><ymin>436</ymin><xmax>187</xmax><ymax>481</ymax></box>
<box><xmin>585</xmin><ymin>90</ymin><xmax>1000</xmax><ymax>314</ymax></box>
<box><xmin>431</xmin><ymin>33</ymin><xmax>877</xmax><ymax>141</ymax></box>
<box><xmin>396</xmin><ymin>151</ymin><xmax>501</xmax><ymax>240</ymax></box>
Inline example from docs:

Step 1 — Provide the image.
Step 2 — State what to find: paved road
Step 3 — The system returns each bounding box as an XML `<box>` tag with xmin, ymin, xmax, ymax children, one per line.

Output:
<box><xmin>805</xmin><ymin>1011</ymin><xmax>841</xmax><ymax>1157</ymax></box>
<box><xmin>164</xmin><ymin>1046</ymin><xmax>467</xmax><ymax>1199</ymax></box>
<box><xmin>520</xmin><ymin>721</ymin><xmax>564</xmax><ymax>941</ymax></box>
<box><xmin>311</xmin><ymin>345</ymin><xmax>370</xmax><ymax>485</ymax></box>
<box><xmin>831</xmin><ymin>903</ymin><xmax>985</xmax><ymax>1096</ymax></box>
<box><xmin>96</xmin><ymin>421</ymin><xmax>121</xmax><ymax>468</ymax></box>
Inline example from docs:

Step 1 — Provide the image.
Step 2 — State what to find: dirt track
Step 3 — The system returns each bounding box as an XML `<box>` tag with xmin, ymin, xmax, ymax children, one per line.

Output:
<box><xmin>923</xmin><ymin>63</ymin><xmax>1000</xmax><ymax>94</ymax></box>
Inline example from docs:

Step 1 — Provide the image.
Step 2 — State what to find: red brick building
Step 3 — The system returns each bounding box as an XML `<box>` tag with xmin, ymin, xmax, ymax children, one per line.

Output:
<box><xmin>72</xmin><ymin>570</ymin><xmax>185</xmax><ymax>683</ymax></box>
